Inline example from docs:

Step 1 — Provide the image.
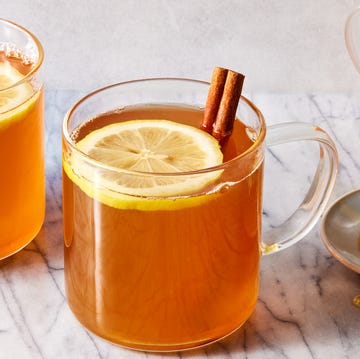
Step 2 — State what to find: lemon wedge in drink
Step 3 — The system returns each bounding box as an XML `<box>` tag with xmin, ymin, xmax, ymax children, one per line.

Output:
<box><xmin>64</xmin><ymin>119</ymin><xmax>224</xmax><ymax>210</ymax></box>
<box><xmin>0</xmin><ymin>62</ymin><xmax>35</xmax><ymax>128</ymax></box>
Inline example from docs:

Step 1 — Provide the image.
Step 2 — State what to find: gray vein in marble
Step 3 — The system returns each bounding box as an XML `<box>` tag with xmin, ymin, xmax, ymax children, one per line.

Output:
<box><xmin>0</xmin><ymin>268</ymin><xmax>45</xmax><ymax>359</ymax></box>
<box><xmin>266</xmin><ymin>147</ymin><xmax>290</xmax><ymax>172</ymax></box>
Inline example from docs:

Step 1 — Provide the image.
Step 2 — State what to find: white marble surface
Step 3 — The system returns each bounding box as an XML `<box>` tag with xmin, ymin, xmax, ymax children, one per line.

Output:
<box><xmin>0</xmin><ymin>90</ymin><xmax>359</xmax><ymax>358</ymax></box>
<box><xmin>1</xmin><ymin>0</ymin><xmax>359</xmax><ymax>92</ymax></box>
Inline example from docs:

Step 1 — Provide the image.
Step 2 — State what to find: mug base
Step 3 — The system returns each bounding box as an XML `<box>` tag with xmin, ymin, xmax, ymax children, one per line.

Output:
<box><xmin>67</xmin><ymin>303</ymin><xmax>253</xmax><ymax>353</ymax></box>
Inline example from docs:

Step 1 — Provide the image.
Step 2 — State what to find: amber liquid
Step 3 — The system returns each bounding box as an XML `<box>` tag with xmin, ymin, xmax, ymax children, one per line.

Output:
<box><xmin>0</xmin><ymin>52</ymin><xmax>44</xmax><ymax>259</ymax></box>
<box><xmin>63</xmin><ymin>105</ymin><xmax>263</xmax><ymax>350</ymax></box>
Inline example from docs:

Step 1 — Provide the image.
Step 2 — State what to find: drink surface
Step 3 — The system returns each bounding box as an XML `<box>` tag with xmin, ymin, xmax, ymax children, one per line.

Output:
<box><xmin>0</xmin><ymin>50</ymin><xmax>44</xmax><ymax>259</ymax></box>
<box><xmin>63</xmin><ymin>105</ymin><xmax>263</xmax><ymax>350</ymax></box>
<box><xmin>0</xmin><ymin>50</ymin><xmax>33</xmax><ymax>76</ymax></box>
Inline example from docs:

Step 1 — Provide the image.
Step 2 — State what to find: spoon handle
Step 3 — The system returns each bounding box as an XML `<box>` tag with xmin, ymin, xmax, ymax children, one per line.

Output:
<box><xmin>353</xmin><ymin>295</ymin><xmax>360</xmax><ymax>308</ymax></box>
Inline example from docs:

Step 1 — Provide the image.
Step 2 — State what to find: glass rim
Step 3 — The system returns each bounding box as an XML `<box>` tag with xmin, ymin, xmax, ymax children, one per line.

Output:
<box><xmin>0</xmin><ymin>18</ymin><xmax>44</xmax><ymax>92</ymax></box>
<box><xmin>62</xmin><ymin>78</ymin><xmax>267</xmax><ymax>176</ymax></box>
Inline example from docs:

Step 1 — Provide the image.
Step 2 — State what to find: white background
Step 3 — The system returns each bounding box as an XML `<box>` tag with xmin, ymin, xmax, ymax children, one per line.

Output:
<box><xmin>2</xmin><ymin>0</ymin><xmax>359</xmax><ymax>92</ymax></box>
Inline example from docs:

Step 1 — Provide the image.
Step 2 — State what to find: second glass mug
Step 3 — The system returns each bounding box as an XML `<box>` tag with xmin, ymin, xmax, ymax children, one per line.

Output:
<box><xmin>62</xmin><ymin>79</ymin><xmax>337</xmax><ymax>351</ymax></box>
<box><xmin>0</xmin><ymin>19</ymin><xmax>44</xmax><ymax>259</ymax></box>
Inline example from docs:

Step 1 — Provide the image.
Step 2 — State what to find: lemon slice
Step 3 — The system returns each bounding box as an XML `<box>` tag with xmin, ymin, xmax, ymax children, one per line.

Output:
<box><xmin>0</xmin><ymin>62</ymin><xmax>35</xmax><ymax>127</ymax></box>
<box><xmin>65</xmin><ymin>119</ymin><xmax>224</xmax><ymax>210</ymax></box>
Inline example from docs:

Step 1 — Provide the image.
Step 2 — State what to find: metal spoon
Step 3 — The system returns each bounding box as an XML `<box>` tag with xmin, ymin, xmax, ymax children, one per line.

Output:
<box><xmin>321</xmin><ymin>189</ymin><xmax>360</xmax><ymax>308</ymax></box>
<box><xmin>321</xmin><ymin>189</ymin><xmax>360</xmax><ymax>274</ymax></box>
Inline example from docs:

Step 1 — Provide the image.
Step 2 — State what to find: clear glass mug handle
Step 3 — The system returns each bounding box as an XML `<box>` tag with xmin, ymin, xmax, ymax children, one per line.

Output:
<box><xmin>345</xmin><ymin>1</ymin><xmax>360</xmax><ymax>72</ymax></box>
<box><xmin>261</xmin><ymin>122</ymin><xmax>338</xmax><ymax>255</ymax></box>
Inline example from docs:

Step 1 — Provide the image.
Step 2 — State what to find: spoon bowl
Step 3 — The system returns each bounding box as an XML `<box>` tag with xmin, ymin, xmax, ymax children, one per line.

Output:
<box><xmin>321</xmin><ymin>189</ymin><xmax>360</xmax><ymax>273</ymax></box>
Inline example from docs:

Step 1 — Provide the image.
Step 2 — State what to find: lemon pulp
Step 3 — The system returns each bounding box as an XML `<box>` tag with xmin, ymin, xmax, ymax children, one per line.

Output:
<box><xmin>64</xmin><ymin>119</ymin><xmax>224</xmax><ymax>210</ymax></box>
<box><xmin>0</xmin><ymin>62</ymin><xmax>36</xmax><ymax>129</ymax></box>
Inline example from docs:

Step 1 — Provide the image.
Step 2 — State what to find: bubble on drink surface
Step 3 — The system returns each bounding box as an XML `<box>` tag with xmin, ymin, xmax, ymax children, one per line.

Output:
<box><xmin>70</xmin><ymin>108</ymin><xmax>128</xmax><ymax>143</ymax></box>
<box><xmin>70</xmin><ymin>117</ymin><xmax>104</xmax><ymax>142</ymax></box>
<box><xmin>22</xmin><ymin>55</ymin><xmax>33</xmax><ymax>66</ymax></box>
<box><xmin>70</xmin><ymin>128</ymin><xmax>80</xmax><ymax>142</ymax></box>
<box><xmin>0</xmin><ymin>42</ymin><xmax>35</xmax><ymax>67</ymax></box>
<box><xmin>3</xmin><ymin>43</ymin><xmax>21</xmax><ymax>58</ymax></box>
<box><xmin>216</xmin><ymin>183</ymin><xmax>231</xmax><ymax>194</ymax></box>
<box><xmin>112</xmin><ymin>107</ymin><xmax>125</xmax><ymax>114</ymax></box>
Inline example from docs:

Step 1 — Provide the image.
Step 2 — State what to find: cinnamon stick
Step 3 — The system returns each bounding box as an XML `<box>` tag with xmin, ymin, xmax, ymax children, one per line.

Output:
<box><xmin>201</xmin><ymin>67</ymin><xmax>245</xmax><ymax>143</ymax></box>
<box><xmin>201</xmin><ymin>67</ymin><xmax>228</xmax><ymax>134</ymax></box>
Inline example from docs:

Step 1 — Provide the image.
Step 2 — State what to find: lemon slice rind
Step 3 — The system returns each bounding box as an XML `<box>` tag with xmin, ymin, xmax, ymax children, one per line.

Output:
<box><xmin>63</xmin><ymin>159</ymin><xmax>221</xmax><ymax>211</ymax></box>
<box><xmin>64</xmin><ymin>120</ymin><xmax>224</xmax><ymax>210</ymax></box>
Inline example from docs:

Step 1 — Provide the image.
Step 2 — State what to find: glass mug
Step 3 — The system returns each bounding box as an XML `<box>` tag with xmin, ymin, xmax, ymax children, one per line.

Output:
<box><xmin>62</xmin><ymin>79</ymin><xmax>337</xmax><ymax>351</ymax></box>
<box><xmin>0</xmin><ymin>19</ymin><xmax>44</xmax><ymax>259</ymax></box>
